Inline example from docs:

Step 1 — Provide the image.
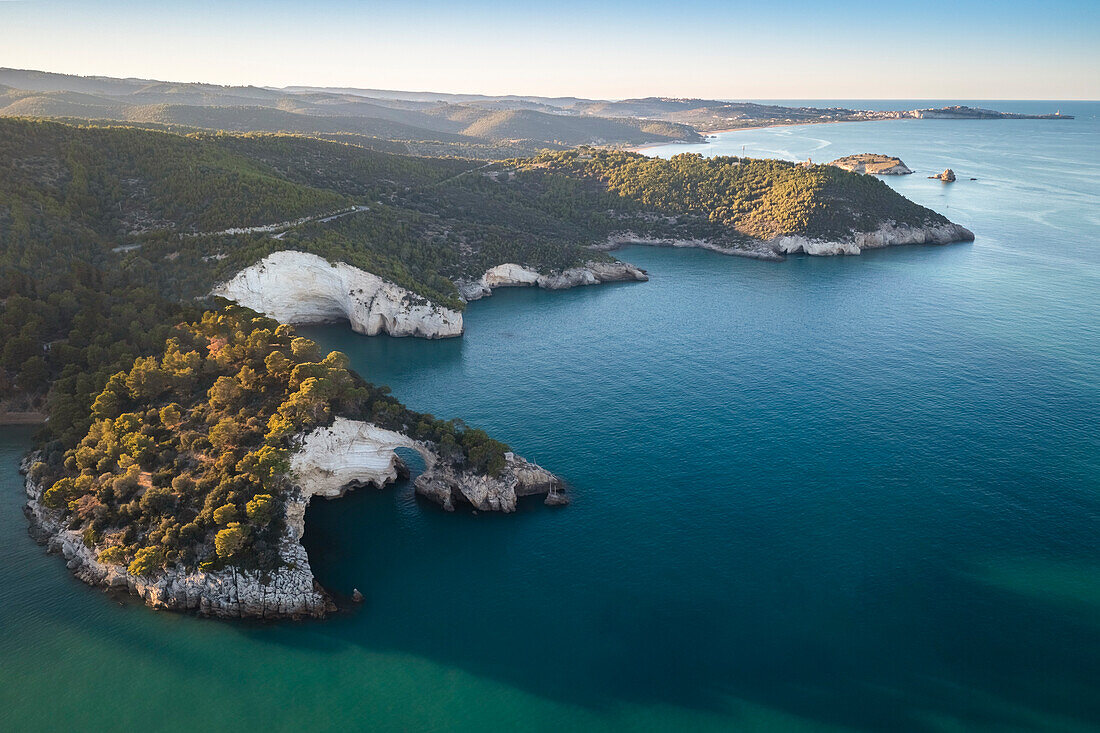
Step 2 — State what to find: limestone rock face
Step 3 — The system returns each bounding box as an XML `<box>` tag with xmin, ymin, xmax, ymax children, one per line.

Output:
<box><xmin>212</xmin><ymin>251</ymin><xmax>462</xmax><ymax>339</ymax></box>
<box><xmin>481</xmin><ymin>263</ymin><xmax>542</xmax><ymax>288</ymax></box>
<box><xmin>289</xmin><ymin>418</ymin><xmax>433</xmax><ymax>504</ymax></box>
<box><xmin>770</xmin><ymin>221</ymin><xmax>974</xmax><ymax>256</ymax></box>
<box><xmin>458</xmin><ymin>260</ymin><xmax>648</xmax><ymax>302</ymax></box>
<box><xmin>603</xmin><ymin>219</ymin><xmax>973</xmax><ymax>261</ymax></box>
<box><xmin>771</xmin><ymin>236</ymin><xmax>863</xmax><ymax>256</ymax></box>
<box><xmin>414</xmin><ymin>454</ymin><xmax>565</xmax><ymax>513</ymax></box>
<box><xmin>930</xmin><ymin>169</ymin><xmax>957</xmax><ymax>182</ymax></box>
<box><xmin>852</xmin><ymin>221</ymin><xmax>973</xmax><ymax>249</ymax></box>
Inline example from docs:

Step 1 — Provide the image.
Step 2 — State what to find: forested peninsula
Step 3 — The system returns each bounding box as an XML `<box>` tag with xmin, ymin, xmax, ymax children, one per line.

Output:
<box><xmin>2</xmin><ymin>115</ymin><xmax>972</xmax><ymax>617</ymax></box>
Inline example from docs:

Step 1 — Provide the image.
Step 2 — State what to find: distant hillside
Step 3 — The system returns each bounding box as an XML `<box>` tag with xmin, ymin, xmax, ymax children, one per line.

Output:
<box><xmin>0</xmin><ymin>67</ymin><xmax>280</xmax><ymax>102</ymax></box>
<box><xmin>280</xmin><ymin>84</ymin><xmax>591</xmax><ymax>108</ymax></box>
<box><xmin>0</xmin><ymin>87</ymin><xmax>126</xmax><ymax>118</ymax></box>
<box><xmin>0</xmin><ymin>69</ymin><xmax>1069</xmax><ymax>152</ymax></box>
<box><xmin>459</xmin><ymin>109</ymin><xmax>700</xmax><ymax>144</ymax></box>
<box><xmin>0</xmin><ymin>117</ymin><xmax>348</xmax><ymax>236</ymax></box>
<box><xmin>0</xmin><ymin>68</ymin><xmax>700</xmax><ymax>154</ymax></box>
<box><xmin>573</xmin><ymin>97</ymin><xmax>719</xmax><ymax>117</ymax></box>
<box><xmin>123</xmin><ymin>105</ymin><xmax>473</xmax><ymax>142</ymax></box>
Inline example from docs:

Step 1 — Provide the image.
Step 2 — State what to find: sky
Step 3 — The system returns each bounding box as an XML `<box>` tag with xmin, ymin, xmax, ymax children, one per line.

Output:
<box><xmin>0</xmin><ymin>0</ymin><xmax>1097</xmax><ymax>100</ymax></box>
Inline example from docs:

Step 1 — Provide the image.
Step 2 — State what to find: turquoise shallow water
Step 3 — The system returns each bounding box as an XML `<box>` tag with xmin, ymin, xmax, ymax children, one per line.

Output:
<box><xmin>2</xmin><ymin>103</ymin><xmax>1099</xmax><ymax>731</ymax></box>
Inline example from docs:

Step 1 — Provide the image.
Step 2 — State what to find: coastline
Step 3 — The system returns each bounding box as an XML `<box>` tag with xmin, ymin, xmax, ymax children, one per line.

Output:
<box><xmin>600</xmin><ymin>221</ymin><xmax>974</xmax><ymax>261</ymax></box>
<box><xmin>22</xmin><ymin>418</ymin><xmax>566</xmax><ymax>620</ymax></box>
<box><xmin>629</xmin><ymin>118</ymin><xmax>861</xmax><ymax>153</ymax></box>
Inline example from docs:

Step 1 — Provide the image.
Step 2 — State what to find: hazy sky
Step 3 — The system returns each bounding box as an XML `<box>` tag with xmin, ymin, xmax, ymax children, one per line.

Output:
<box><xmin>1</xmin><ymin>0</ymin><xmax>1097</xmax><ymax>99</ymax></box>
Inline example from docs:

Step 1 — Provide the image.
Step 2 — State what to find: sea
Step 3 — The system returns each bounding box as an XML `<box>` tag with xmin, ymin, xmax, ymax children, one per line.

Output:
<box><xmin>1</xmin><ymin>101</ymin><xmax>1097</xmax><ymax>732</ymax></box>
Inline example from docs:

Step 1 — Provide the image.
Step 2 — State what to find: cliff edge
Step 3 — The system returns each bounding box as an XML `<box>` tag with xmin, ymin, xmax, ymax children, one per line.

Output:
<box><xmin>212</xmin><ymin>251</ymin><xmax>463</xmax><ymax>338</ymax></box>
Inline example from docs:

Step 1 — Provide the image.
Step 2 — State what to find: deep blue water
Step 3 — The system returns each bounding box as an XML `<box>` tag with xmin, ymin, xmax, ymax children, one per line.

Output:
<box><xmin>1</xmin><ymin>102</ymin><xmax>1098</xmax><ymax>731</ymax></box>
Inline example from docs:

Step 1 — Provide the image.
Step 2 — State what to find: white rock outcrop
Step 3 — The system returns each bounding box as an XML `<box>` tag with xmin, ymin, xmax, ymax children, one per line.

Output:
<box><xmin>457</xmin><ymin>260</ymin><xmax>648</xmax><ymax>302</ymax></box>
<box><xmin>482</xmin><ymin>263</ymin><xmax>542</xmax><ymax>288</ymax></box>
<box><xmin>603</xmin><ymin>221</ymin><xmax>973</xmax><ymax>260</ymax></box>
<box><xmin>212</xmin><ymin>251</ymin><xmax>462</xmax><ymax>339</ymax></box>
<box><xmin>414</xmin><ymin>453</ymin><xmax>565</xmax><ymax>513</ymax></box>
<box><xmin>284</xmin><ymin>418</ymin><xmax>434</xmax><ymax>538</ymax></box>
<box><xmin>771</xmin><ymin>222</ymin><xmax>975</xmax><ymax>256</ymax></box>
<box><xmin>771</xmin><ymin>236</ymin><xmax>863</xmax><ymax>256</ymax></box>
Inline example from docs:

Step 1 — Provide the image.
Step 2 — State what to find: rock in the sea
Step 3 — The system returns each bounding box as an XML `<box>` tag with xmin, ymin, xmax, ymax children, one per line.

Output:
<box><xmin>930</xmin><ymin>169</ymin><xmax>957</xmax><ymax>182</ymax></box>
<box><xmin>352</xmin><ymin>588</ymin><xmax>364</xmax><ymax>603</ymax></box>
<box><xmin>212</xmin><ymin>250</ymin><xmax>463</xmax><ymax>338</ymax></box>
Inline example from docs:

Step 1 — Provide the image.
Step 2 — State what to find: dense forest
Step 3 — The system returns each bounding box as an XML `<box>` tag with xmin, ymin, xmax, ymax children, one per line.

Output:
<box><xmin>521</xmin><ymin>149</ymin><xmax>949</xmax><ymax>240</ymax></box>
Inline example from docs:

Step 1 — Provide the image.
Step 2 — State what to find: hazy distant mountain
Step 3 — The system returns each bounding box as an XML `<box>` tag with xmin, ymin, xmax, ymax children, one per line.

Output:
<box><xmin>0</xmin><ymin>69</ymin><xmax>1064</xmax><ymax>153</ymax></box>
<box><xmin>280</xmin><ymin>85</ymin><xmax>592</xmax><ymax>108</ymax></box>
<box><xmin>0</xmin><ymin>68</ymin><xmax>702</xmax><ymax>154</ymax></box>
<box><xmin>0</xmin><ymin>67</ymin><xmax>281</xmax><ymax>102</ymax></box>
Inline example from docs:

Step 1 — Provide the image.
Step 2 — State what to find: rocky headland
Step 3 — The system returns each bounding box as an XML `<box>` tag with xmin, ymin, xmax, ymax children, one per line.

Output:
<box><xmin>23</xmin><ymin>417</ymin><xmax>564</xmax><ymax>619</ymax></box>
<box><xmin>829</xmin><ymin>154</ymin><xmax>913</xmax><ymax>175</ymax></box>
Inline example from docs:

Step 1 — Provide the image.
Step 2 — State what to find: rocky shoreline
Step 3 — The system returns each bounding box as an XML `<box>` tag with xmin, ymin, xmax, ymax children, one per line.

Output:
<box><xmin>596</xmin><ymin>232</ymin><xmax>783</xmax><ymax>261</ymax></box>
<box><xmin>22</xmin><ymin>417</ymin><xmax>564</xmax><ymax>620</ymax></box>
<box><xmin>213</xmin><ymin>220</ymin><xmax>973</xmax><ymax>341</ymax></box>
<box><xmin>600</xmin><ymin>221</ymin><xmax>974</xmax><ymax>260</ymax></box>
<box><xmin>456</xmin><ymin>260</ymin><xmax>649</xmax><ymax>302</ymax></box>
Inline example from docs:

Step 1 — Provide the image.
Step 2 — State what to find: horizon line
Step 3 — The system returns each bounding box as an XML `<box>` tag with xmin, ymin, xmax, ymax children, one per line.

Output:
<box><xmin>2</xmin><ymin>66</ymin><xmax>1097</xmax><ymax>104</ymax></box>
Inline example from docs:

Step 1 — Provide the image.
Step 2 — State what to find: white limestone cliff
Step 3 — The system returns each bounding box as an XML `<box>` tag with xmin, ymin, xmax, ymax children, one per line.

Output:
<box><xmin>281</xmin><ymin>418</ymin><xmax>434</xmax><ymax>549</ymax></box>
<box><xmin>771</xmin><ymin>222</ymin><xmax>975</xmax><ymax>256</ymax></box>
<box><xmin>414</xmin><ymin>453</ymin><xmax>566</xmax><ymax>513</ymax></box>
<box><xmin>212</xmin><ymin>251</ymin><xmax>463</xmax><ymax>338</ymax></box>
<box><xmin>457</xmin><ymin>260</ymin><xmax>648</xmax><ymax>302</ymax></box>
<box><xmin>603</xmin><ymin>221</ymin><xmax>974</xmax><ymax>260</ymax></box>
